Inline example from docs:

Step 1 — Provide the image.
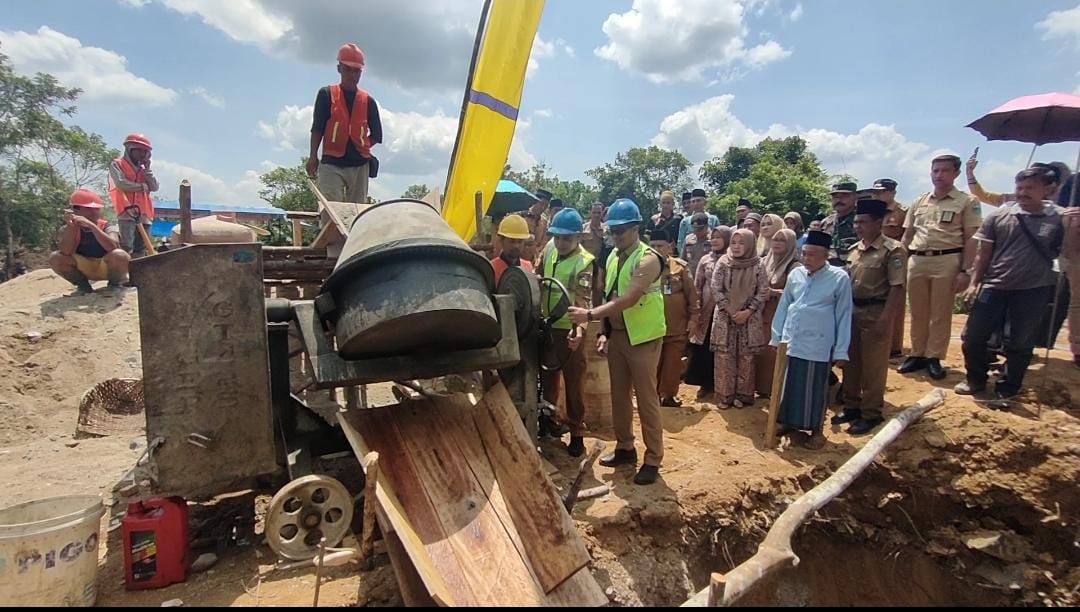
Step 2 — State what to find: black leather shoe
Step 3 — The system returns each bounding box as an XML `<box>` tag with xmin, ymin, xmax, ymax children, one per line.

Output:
<box><xmin>847</xmin><ymin>417</ymin><xmax>884</xmax><ymax>435</ymax></box>
<box><xmin>660</xmin><ymin>395</ymin><xmax>683</xmax><ymax>408</ymax></box>
<box><xmin>633</xmin><ymin>464</ymin><xmax>659</xmax><ymax>485</ymax></box>
<box><xmin>897</xmin><ymin>357</ymin><xmax>927</xmax><ymax>374</ymax></box>
<box><xmin>567</xmin><ymin>436</ymin><xmax>585</xmax><ymax>457</ymax></box>
<box><xmin>599</xmin><ymin>449</ymin><xmax>637</xmax><ymax>467</ymax></box>
<box><xmin>830</xmin><ymin>409</ymin><xmax>861</xmax><ymax>425</ymax></box>
<box><xmin>927</xmin><ymin>359</ymin><xmax>947</xmax><ymax>380</ymax></box>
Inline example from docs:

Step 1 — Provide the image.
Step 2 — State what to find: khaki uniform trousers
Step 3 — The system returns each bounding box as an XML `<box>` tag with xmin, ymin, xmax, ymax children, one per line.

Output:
<box><xmin>907</xmin><ymin>253</ymin><xmax>961</xmax><ymax>359</ymax></box>
<box><xmin>607</xmin><ymin>330</ymin><xmax>664</xmax><ymax>467</ymax></box>
<box><xmin>317</xmin><ymin>163</ymin><xmax>369</xmax><ymax>203</ymax></box>
<box><xmin>844</xmin><ymin>304</ymin><xmax>893</xmax><ymax>419</ymax></box>
<box><xmin>541</xmin><ymin>328</ymin><xmax>588</xmax><ymax>437</ymax></box>
<box><xmin>891</xmin><ymin>291</ymin><xmax>906</xmax><ymax>354</ymax></box>
<box><xmin>656</xmin><ymin>334</ymin><xmax>687</xmax><ymax>398</ymax></box>
<box><xmin>1063</xmin><ymin>254</ymin><xmax>1080</xmax><ymax>356</ymax></box>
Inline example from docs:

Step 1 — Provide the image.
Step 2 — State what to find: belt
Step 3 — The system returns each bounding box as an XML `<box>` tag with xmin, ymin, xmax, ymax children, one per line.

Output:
<box><xmin>911</xmin><ymin>248</ymin><xmax>962</xmax><ymax>257</ymax></box>
<box><xmin>852</xmin><ymin>298</ymin><xmax>887</xmax><ymax>307</ymax></box>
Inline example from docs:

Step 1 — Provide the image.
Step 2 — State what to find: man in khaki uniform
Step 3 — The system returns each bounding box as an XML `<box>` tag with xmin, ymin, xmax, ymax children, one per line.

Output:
<box><xmin>822</xmin><ymin>181</ymin><xmax>859</xmax><ymax>267</ymax></box>
<box><xmin>648</xmin><ymin>228</ymin><xmax>700</xmax><ymax>408</ymax></box>
<box><xmin>833</xmin><ymin>199</ymin><xmax>907</xmax><ymax>435</ymax></box>
<box><xmin>900</xmin><ymin>155</ymin><xmax>981</xmax><ymax>380</ymax></box>
<box><xmin>568</xmin><ymin>198</ymin><xmax>666</xmax><ymax>486</ymax></box>
<box><xmin>872</xmin><ymin>178</ymin><xmax>908</xmax><ymax>356</ymax></box>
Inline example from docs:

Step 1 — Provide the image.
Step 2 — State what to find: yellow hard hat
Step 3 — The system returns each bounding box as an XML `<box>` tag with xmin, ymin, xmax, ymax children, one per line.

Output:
<box><xmin>497</xmin><ymin>214</ymin><xmax>530</xmax><ymax>240</ymax></box>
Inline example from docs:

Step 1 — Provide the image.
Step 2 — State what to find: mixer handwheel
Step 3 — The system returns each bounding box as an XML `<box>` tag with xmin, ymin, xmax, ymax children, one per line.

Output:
<box><xmin>265</xmin><ymin>474</ymin><xmax>354</xmax><ymax>560</ymax></box>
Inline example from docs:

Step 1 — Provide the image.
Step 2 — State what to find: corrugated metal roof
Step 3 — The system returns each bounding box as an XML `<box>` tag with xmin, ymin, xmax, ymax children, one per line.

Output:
<box><xmin>154</xmin><ymin>200</ymin><xmax>287</xmax><ymax>216</ymax></box>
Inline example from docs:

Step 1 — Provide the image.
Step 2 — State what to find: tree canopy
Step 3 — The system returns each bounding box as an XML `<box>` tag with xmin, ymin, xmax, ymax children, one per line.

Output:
<box><xmin>585</xmin><ymin>146</ymin><xmax>692</xmax><ymax>220</ymax></box>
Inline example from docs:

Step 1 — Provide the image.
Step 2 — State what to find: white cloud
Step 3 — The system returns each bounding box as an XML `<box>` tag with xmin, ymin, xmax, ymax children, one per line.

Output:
<box><xmin>787</xmin><ymin>4</ymin><xmax>804</xmax><ymax>22</ymax></box>
<box><xmin>140</xmin><ymin>0</ymin><xmax>484</xmax><ymax>91</ymax></box>
<box><xmin>650</xmin><ymin>94</ymin><xmax>966</xmax><ymax>202</ymax></box>
<box><xmin>527</xmin><ymin>35</ymin><xmax>575</xmax><ymax>79</ymax></box>
<box><xmin>533</xmin><ymin>108</ymin><xmax>554</xmax><ymax>119</ymax></box>
<box><xmin>152</xmin><ymin>159</ymin><xmax>264</xmax><ymax>205</ymax></box>
<box><xmin>1037</xmin><ymin>4</ymin><xmax>1080</xmax><ymax>48</ymax></box>
<box><xmin>256</xmin><ymin>104</ymin><xmax>312</xmax><ymax>152</ymax></box>
<box><xmin>0</xmin><ymin>26</ymin><xmax>177</xmax><ymax>106</ymax></box>
<box><xmin>595</xmin><ymin>0</ymin><xmax>791</xmax><ymax>83</ymax></box>
<box><xmin>189</xmin><ymin>86</ymin><xmax>225</xmax><ymax>108</ymax></box>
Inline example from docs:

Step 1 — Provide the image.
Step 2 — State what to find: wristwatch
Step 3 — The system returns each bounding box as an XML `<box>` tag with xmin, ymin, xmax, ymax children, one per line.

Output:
<box><xmin>586</xmin><ymin>309</ymin><xmax>594</xmax><ymax>322</ymax></box>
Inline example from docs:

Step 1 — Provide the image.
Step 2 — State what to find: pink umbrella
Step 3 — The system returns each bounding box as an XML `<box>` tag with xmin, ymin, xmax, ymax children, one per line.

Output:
<box><xmin>966</xmin><ymin>92</ymin><xmax>1080</xmax><ymax>145</ymax></box>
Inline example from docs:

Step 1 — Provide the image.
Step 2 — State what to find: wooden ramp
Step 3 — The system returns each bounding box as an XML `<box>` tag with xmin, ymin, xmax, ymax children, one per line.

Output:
<box><xmin>338</xmin><ymin>383</ymin><xmax>606</xmax><ymax>607</ymax></box>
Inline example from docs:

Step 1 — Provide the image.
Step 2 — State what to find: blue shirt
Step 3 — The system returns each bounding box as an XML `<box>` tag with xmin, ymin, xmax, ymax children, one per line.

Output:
<box><xmin>770</xmin><ymin>264</ymin><xmax>852</xmax><ymax>363</ymax></box>
<box><xmin>676</xmin><ymin>213</ymin><xmax>720</xmax><ymax>254</ymax></box>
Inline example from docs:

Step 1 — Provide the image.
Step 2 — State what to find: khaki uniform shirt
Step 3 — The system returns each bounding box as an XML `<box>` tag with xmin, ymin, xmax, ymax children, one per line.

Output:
<box><xmin>848</xmin><ymin>235</ymin><xmax>908</xmax><ymax>301</ymax></box>
<box><xmin>661</xmin><ymin>257</ymin><xmax>700</xmax><ymax>339</ymax></box>
<box><xmin>609</xmin><ymin>249</ymin><xmax>663</xmax><ymax>330</ymax></box>
<box><xmin>682</xmin><ymin>232</ymin><xmax>710</xmax><ymax>278</ymax></box>
<box><xmin>581</xmin><ymin>222</ymin><xmax>605</xmax><ymax>257</ymax></box>
<box><xmin>882</xmin><ymin>201</ymin><xmax>907</xmax><ymax>241</ymax></box>
<box><xmin>903</xmin><ymin>188</ymin><xmax>981</xmax><ymax>251</ymax></box>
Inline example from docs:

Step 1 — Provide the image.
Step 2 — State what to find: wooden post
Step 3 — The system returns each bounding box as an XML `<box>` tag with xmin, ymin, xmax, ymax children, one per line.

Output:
<box><xmin>358</xmin><ymin>451</ymin><xmax>380</xmax><ymax>570</ymax></box>
<box><xmin>474</xmin><ymin>190</ymin><xmax>484</xmax><ymax>244</ymax></box>
<box><xmin>291</xmin><ymin>218</ymin><xmax>304</xmax><ymax>246</ymax></box>
<box><xmin>179</xmin><ymin>180</ymin><xmax>193</xmax><ymax>244</ymax></box>
<box><xmin>684</xmin><ymin>389</ymin><xmax>947</xmax><ymax>607</ymax></box>
<box><xmin>563</xmin><ymin>442</ymin><xmax>604</xmax><ymax>512</ymax></box>
<box><xmin>763</xmin><ymin>343</ymin><xmax>788</xmax><ymax>449</ymax></box>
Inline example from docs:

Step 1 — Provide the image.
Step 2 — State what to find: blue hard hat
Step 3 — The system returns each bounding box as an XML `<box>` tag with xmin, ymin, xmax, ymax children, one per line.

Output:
<box><xmin>547</xmin><ymin>208</ymin><xmax>583</xmax><ymax>235</ymax></box>
<box><xmin>605</xmin><ymin>198</ymin><xmax>642</xmax><ymax>226</ymax></box>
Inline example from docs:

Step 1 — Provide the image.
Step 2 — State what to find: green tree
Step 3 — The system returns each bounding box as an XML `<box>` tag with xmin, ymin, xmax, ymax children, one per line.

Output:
<box><xmin>0</xmin><ymin>48</ymin><xmax>95</xmax><ymax>279</ymax></box>
<box><xmin>585</xmin><ymin>146</ymin><xmax>692</xmax><ymax>220</ymax></box>
<box><xmin>502</xmin><ymin>162</ymin><xmax>599</xmax><ymax>211</ymax></box>
<box><xmin>258</xmin><ymin>160</ymin><xmax>317</xmax><ymax>212</ymax></box>
<box><xmin>401</xmin><ymin>183</ymin><xmax>430</xmax><ymax>199</ymax></box>
<box><xmin>699</xmin><ymin>136</ymin><xmax>830</xmax><ymax>223</ymax></box>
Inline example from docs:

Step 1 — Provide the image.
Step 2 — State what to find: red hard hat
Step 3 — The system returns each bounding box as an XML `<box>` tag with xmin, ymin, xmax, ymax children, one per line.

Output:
<box><xmin>123</xmin><ymin>133</ymin><xmax>152</xmax><ymax>150</ymax></box>
<box><xmin>337</xmin><ymin>43</ymin><xmax>365</xmax><ymax>69</ymax></box>
<box><xmin>69</xmin><ymin>188</ymin><xmax>104</xmax><ymax>208</ymax></box>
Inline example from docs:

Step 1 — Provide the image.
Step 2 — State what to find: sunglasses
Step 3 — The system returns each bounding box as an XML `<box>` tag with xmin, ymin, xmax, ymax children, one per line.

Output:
<box><xmin>610</xmin><ymin>224</ymin><xmax>636</xmax><ymax>236</ymax></box>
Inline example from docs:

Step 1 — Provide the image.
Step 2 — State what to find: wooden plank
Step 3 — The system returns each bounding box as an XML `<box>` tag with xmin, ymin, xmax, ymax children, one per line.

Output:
<box><xmin>763</xmin><ymin>342</ymin><xmax>788</xmax><ymax>449</ymax></box>
<box><xmin>399</xmin><ymin>399</ymin><xmax>544</xmax><ymax>605</ymax></box>
<box><xmin>472</xmin><ymin>383</ymin><xmax>592</xmax><ymax>594</ymax></box>
<box><xmin>337</xmin><ymin>409</ymin><xmax>462</xmax><ymax>606</ymax></box>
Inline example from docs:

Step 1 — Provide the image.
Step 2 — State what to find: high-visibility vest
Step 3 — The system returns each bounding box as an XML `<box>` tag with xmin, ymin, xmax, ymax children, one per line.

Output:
<box><xmin>541</xmin><ymin>241</ymin><xmax>594</xmax><ymax>330</ymax></box>
<box><xmin>108</xmin><ymin>157</ymin><xmax>154</xmax><ymax>219</ymax></box>
<box><xmin>491</xmin><ymin>255</ymin><xmax>533</xmax><ymax>286</ymax></box>
<box><xmin>604</xmin><ymin>241</ymin><xmax>666</xmax><ymax>346</ymax></box>
<box><xmin>322</xmin><ymin>84</ymin><xmax>371</xmax><ymax>159</ymax></box>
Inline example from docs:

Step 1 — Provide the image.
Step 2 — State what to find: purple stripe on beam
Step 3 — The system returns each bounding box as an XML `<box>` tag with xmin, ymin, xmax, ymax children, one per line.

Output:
<box><xmin>468</xmin><ymin>89</ymin><xmax>519</xmax><ymax>121</ymax></box>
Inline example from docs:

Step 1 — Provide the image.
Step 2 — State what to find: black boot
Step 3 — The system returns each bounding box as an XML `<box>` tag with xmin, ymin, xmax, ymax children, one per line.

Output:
<box><xmin>927</xmin><ymin>358</ymin><xmax>947</xmax><ymax>380</ymax></box>
<box><xmin>567</xmin><ymin>436</ymin><xmax>585</xmax><ymax>457</ymax></box>
<box><xmin>898</xmin><ymin>356</ymin><xmax>928</xmax><ymax>374</ymax></box>
<box><xmin>599</xmin><ymin>448</ymin><xmax>637</xmax><ymax>467</ymax></box>
<box><xmin>633</xmin><ymin>464</ymin><xmax>659</xmax><ymax>485</ymax></box>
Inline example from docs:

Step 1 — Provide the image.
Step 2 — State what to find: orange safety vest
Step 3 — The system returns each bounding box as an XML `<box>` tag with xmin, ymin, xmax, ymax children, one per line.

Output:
<box><xmin>108</xmin><ymin>157</ymin><xmax>155</xmax><ymax>220</ymax></box>
<box><xmin>491</xmin><ymin>256</ymin><xmax>533</xmax><ymax>286</ymax></box>
<box><xmin>322</xmin><ymin>84</ymin><xmax>372</xmax><ymax>159</ymax></box>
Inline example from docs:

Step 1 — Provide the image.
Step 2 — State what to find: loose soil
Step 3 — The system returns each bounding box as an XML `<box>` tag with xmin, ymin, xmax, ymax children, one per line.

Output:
<box><xmin>1</xmin><ymin>269</ymin><xmax>1076</xmax><ymax>606</ymax></box>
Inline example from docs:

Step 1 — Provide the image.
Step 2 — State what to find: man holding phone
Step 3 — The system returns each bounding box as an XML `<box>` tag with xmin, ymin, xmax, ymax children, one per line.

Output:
<box><xmin>108</xmin><ymin>133</ymin><xmax>158</xmax><ymax>257</ymax></box>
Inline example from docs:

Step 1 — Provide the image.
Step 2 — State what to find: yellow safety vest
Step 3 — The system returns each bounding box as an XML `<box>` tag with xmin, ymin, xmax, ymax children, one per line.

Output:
<box><xmin>604</xmin><ymin>241</ymin><xmax>666</xmax><ymax>346</ymax></box>
<box><xmin>541</xmin><ymin>241</ymin><xmax>594</xmax><ymax>330</ymax></box>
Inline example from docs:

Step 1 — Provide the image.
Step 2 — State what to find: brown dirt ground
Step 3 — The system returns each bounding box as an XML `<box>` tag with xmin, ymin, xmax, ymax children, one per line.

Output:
<box><xmin>1</xmin><ymin>269</ymin><xmax>1077</xmax><ymax>606</ymax></box>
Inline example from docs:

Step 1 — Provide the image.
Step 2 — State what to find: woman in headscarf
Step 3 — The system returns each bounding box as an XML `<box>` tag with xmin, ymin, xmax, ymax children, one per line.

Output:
<box><xmin>757</xmin><ymin>213</ymin><xmax>785</xmax><ymax>256</ymax></box>
<box><xmin>754</xmin><ymin>228</ymin><xmax>800</xmax><ymax>397</ymax></box>
<box><xmin>685</xmin><ymin>226</ymin><xmax>732</xmax><ymax>401</ymax></box>
<box><xmin>710</xmin><ymin>228</ymin><xmax>770</xmax><ymax>408</ymax></box>
<box><xmin>783</xmin><ymin>211</ymin><xmax>806</xmax><ymax>253</ymax></box>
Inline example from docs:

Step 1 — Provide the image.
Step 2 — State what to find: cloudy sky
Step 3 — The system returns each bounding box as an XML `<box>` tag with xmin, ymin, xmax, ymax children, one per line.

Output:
<box><xmin>3</xmin><ymin>0</ymin><xmax>1079</xmax><ymax>207</ymax></box>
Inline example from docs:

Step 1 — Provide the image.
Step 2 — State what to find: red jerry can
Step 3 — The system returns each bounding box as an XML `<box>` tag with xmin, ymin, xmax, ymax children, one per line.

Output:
<box><xmin>122</xmin><ymin>497</ymin><xmax>190</xmax><ymax>590</ymax></box>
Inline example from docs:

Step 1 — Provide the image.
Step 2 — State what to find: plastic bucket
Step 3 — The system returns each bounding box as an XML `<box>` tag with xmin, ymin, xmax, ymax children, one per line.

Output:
<box><xmin>0</xmin><ymin>496</ymin><xmax>105</xmax><ymax>606</ymax></box>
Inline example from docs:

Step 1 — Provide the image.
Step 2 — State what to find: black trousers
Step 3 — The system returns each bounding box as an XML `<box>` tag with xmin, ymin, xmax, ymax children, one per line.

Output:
<box><xmin>962</xmin><ymin>285</ymin><xmax>1052</xmax><ymax>394</ymax></box>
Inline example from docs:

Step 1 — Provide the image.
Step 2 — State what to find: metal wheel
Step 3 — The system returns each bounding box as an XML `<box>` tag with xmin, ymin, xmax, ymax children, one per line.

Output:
<box><xmin>265</xmin><ymin>474</ymin><xmax>354</xmax><ymax>560</ymax></box>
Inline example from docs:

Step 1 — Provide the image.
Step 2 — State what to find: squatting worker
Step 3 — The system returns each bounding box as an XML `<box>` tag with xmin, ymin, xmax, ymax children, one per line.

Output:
<box><xmin>900</xmin><ymin>155</ymin><xmax>981</xmax><ymax>381</ymax></box>
<box><xmin>872</xmin><ymin>178</ymin><xmax>908</xmax><ymax>356</ymax></box>
<box><xmin>50</xmin><ymin>189</ymin><xmax>130</xmax><ymax>294</ymax></box>
<box><xmin>769</xmin><ymin>230</ymin><xmax>852</xmax><ymax>449</ymax></box>
<box><xmin>568</xmin><ymin>198</ymin><xmax>666</xmax><ymax>486</ymax></box>
<box><xmin>649</xmin><ymin>228</ymin><xmax>700</xmax><ymax>408</ymax></box>
<box><xmin>538</xmin><ymin>208</ymin><xmax>594</xmax><ymax>458</ymax></box>
<box><xmin>491</xmin><ymin>214</ymin><xmax>534</xmax><ymax>285</ymax></box>
<box><xmin>307</xmin><ymin>43</ymin><xmax>383</xmax><ymax>203</ymax></box>
<box><xmin>108</xmin><ymin>133</ymin><xmax>158</xmax><ymax>257</ymax></box>
<box><xmin>833</xmin><ymin>199</ymin><xmax>907</xmax><ymax>436</ymax></box>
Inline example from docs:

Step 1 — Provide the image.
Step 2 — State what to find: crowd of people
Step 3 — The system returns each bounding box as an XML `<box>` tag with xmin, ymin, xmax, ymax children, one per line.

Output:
<box><xmin>489</xmin><ymin>153</ymin><xmax>1079</xmax><ymax>486</ymax></box>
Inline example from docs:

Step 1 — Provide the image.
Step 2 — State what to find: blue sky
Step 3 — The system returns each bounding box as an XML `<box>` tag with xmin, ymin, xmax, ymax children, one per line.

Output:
<box><xmin>2</xmin><ymin>0</ymin><xmax>1079</xmax><ymax>207</ymax></box>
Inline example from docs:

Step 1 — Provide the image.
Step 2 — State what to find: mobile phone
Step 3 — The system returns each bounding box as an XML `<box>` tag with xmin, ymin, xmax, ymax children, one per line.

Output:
<box><xmin>971</xmin><ymin>146</ymin><xmax>979</xmax><ymax>159</ymax></box>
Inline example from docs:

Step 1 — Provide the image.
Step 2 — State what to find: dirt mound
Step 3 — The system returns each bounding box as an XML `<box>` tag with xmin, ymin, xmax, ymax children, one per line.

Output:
<box><xmin>0</xmin><ymin>270</ymin><xmax>143</xmax><ymax>508</ymax></box>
